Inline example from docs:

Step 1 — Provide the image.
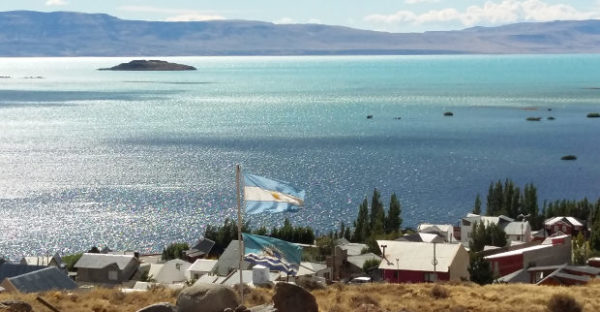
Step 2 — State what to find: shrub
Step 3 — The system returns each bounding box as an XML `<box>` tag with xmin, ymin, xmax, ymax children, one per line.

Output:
<box><xmin>587</xmin><ymin>112</ymin><xmax>600</xmax><ymax>118</ymax></box>
<box><xmin>362</xmin><ymin>258</ymin><xmax>382</xmax><ymax>272</ymax></box>
<box><xmin>430</xmin><ymin>284</ymin><xmax>450</xmax><ymax>299</ymax></box>
<box><xmin>161</xmin><ymin>242</ymin><xmax>189</xmax><ymax>260</ymax></box>
<box><xmin>547</xmin><ymin>293</ymin><xmax>582</xmax><ymax>312</ymax></box>
<box><xmin>62</xmin><ymin>253</ymin><xmax>83</xmax><ymax>271</ymax></box>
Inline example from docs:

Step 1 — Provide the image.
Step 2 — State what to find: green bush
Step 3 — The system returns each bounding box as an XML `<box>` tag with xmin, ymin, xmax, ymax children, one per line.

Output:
<box><xmin>161</xmin><ymin>242</ymin><xmax>189</xmax><ymax>260</ymax></box>
<box><xmin>62</xmin><ymin>253</ymin><xmax>83</xmax><ymax>271</ymax></box>
<box><xmin>362</xmin><ymin>258</ymin><xmax>381</xmax><ymax>272</ymax></box>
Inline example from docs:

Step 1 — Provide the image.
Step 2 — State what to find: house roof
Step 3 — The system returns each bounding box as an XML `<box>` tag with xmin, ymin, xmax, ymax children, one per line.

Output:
<box><xmin>5</xmin><ymin>267</ymin><xmax>77</xmax><ymax>293</ymax></box>
<box><xmin>20</xmin><ymin>253</ymin><xmax>63</xmax><ymax>267</ymax></box>
<box><xmin>335</xmin><ymin>238</ymin><xmax>351</xmax><ymax>246</ymax></box>
<box><xmin>186</xmin><ymin>238</ymin><xmax>216</xmax><ymax>258</ymax></box>
<box><xmin>564</xmin><ymin>265</ymin><xmax>600</xmax><ymax>275</ymax></box>
<box><xmin>542</xmin><ymin>233</ymin><xmax>570</xmax><ymax>245</ymax></box>
<box><xmin>74</xmin><ymin>253</ymin><xmax>136</xmax><ymax>270</ymax></box>
<box><xmin>503</xmin><ymin>221</ymin><xmax>530</xmax><ymax>236</ymax></box>
<box><xmin>545</xmin><ymin>217</ymin><xmax>583</xmax><ymax>227</ymax></box>
<box><xmin>216</xmin><ymin>240</ymin><xmax>251</xmax><ymax>276</ymax></box>
<box><xmin>147</xmin><ymin>263</ymin><xmax>164</xmax><ymax>280</ymax></box>
<box><xmin>296</xmin><ymin>262</ymin><xmax>328</xmax><ymax>276</ymax></box>
<box><xmin>462</xmin><ymin>214</ymin><xmax>514</xmax><ymax>225</ymax></box>
<box><xmin>0</xmin><ymin>263</ymin><xmax>46</xmax><ymax>281</ymax></box>
<box><xmin>485</xmin><ymin>244</ymin><xmax>551</xmax><ymax>260</ymax></box>
<box><xmin>396</xmin><ymin>233</ymin><xmax>444</xmax><ymax>243</ymax></box>
<box><xmin>396</xmin><ymin>233</ymin><xmax>424</xmax><ymax>242</ymax></box>
<box><xmin>376</xmin><ymin>240</ymin><xmax>463</xmax><ymax>273</ymax></box>
<box><xmin>347</xmin><ymin>253</ymin><xmax>382</xmax><ymax>270</ymax></box>
<box><xmin>194</xmin><ymin>274</ymin><xmax>221</xmax><ymax>284</ymax></box>
<box><xmin>527</xmin><ymin>264</ymin><xmax>566</xmax><ymax>272</ymax></box>
<box><xmin>188</xmin><ymin>259</ymin><xmax>218</xmax><ymax>273</ymax></box>
<box><xmin>496</xmin><ymin>268</ymin><xmax>529</xmax><ymax>283</ymax></box>
<box><xmin>338</xmin><ymin>243</ymin><xmax>368</xmax><ymax>256</ymax></box>
<box><xmin>418</xmin><ymin>224</ymin><xmax>453</xmax><ymax>233</ymax></box>
<box><xmin>153</xmin><ymin>259</ymin><xmax>191</xmax><ymax>283</ymax></box>
<box><xmin>537</xmin><ymin>271</ymin><xmax>591</xmax><ymax>285</ymax></box>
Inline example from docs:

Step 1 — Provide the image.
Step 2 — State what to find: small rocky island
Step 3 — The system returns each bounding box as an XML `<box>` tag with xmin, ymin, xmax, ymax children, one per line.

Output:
<box><xmin>99</xmin><ymin>60</ymin><xmax>196</xmax><ymax>71</ymax></box>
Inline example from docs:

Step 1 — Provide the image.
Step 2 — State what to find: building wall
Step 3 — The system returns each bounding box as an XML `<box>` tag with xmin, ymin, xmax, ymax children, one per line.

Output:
<box><xmin>545</xmin><ymin>221</ymin><xmax>573</xmax><ymax>235</ymax></box>
<box><xmin>0</xmin><ymin>279</ymin><xmax>17</xmax><ymax>293</ymax></box>
<box><xmin>460</xmin><ymin>219</ymin><xmax>475</xmax><ymax>247</ymax></box>
<box><xmin>77</xmin><ymin>260</ymin><xmax>139</xmax><ymax>284</ymax></box>
<box><xmin>383</xmin><ymin>270</ymin><xmax>449</xmax><ymax>283</ymax></box>
<box><xmin>449</xmin><ymin>247</ymin><xmax>470</xmax><ymax>281</ymax></box>
<box><xmin>523</xmin><ymin>239</ymin><xmax>571</xmax><ymax>268</ymax></box>
<box><xmin>489</xmin><ymin>237</ymin><xmax>572</xmax><ymax>278</ymax></box>
<box><xmin>489</xmin><ymin>254</ymin><xmax>524</xmax><ymax>277</ymax></box>
<box><xmin>507</xmin><ymin>225</ymin><xmax>532</xmax><ymax>243</ymax></box>
<box><xmin>155</xmin><ymin>259</ymin><xmax>191</xmax><ymax>283</ymax></box>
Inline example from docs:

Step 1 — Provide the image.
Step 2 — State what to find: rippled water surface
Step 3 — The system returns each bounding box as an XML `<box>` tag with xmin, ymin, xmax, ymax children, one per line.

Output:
<box><xmin>1</xmin><ymin>55</ymin><xmax>600</xmax><ymax>259</ymax></box>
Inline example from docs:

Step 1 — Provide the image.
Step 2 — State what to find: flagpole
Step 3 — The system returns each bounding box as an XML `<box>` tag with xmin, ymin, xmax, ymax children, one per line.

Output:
<box><xmin>236</xmin><ymin>164</ymin><xmax>244</xmax><ymax>303</ymax></box>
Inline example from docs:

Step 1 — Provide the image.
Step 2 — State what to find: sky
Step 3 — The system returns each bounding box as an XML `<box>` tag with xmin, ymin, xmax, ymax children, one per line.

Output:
<box><xmin>2</xmin><ymin>0</ymin><xmax>600</xmax><ymax>33</ymax></box>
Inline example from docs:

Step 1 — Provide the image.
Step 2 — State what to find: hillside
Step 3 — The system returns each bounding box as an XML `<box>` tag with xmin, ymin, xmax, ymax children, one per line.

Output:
<box><xmin>1</xmin><ymin>11</ymin><xmax>600</xmax><ymax>56</ymax></box>
<box><xmin>1</xmin><ymin>281</ymin><xmax>599</xmax><ymax>312</ymax></box>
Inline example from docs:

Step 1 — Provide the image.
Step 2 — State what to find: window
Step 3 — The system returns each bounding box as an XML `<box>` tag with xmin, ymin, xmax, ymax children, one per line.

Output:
<box><xmin>424</xmin><ymin>273</ymin><xmax>438</xmax><ymax>282</ymax></box>
<box><xmin>108</xmin><ymin>270</ymin><xmax>118</xmax><ymax>281</ymax></box>
<box><xmin>562</xmin><ymin>225</ymin><xmax>567</xmax><ymax>232</ymax></box>
<box><xmin>176</xmin><ymin>263</ymin><xmax>181</xmax><ymax>271</ymax></box>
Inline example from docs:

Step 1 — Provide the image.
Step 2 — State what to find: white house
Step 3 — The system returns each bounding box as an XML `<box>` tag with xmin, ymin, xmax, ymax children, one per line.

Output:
<box><xmin>148</xmin><ymin>259</ymin><xmax>191</xmax><ymax>284</ymax></box>
<box><xmin>503</xmin><ymin>221</ymin><xmax>532</xmax><ymax>243</ymax></box>
<box><xmin>417</xmin><ymin>223</ymin><xmax>457</xmax><ymax>243</ymax></box>
<box><xmin>186</xmin><ymin>259</ymin><xmax>218</xmax><ymax>280</ymax></box>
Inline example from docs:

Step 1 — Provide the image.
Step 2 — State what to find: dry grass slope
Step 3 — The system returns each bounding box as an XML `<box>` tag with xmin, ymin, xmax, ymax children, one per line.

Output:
<box><xmin>1</xmin><ymin>281</ymin><xmax>600</xmax><ymax>312</ymax></box>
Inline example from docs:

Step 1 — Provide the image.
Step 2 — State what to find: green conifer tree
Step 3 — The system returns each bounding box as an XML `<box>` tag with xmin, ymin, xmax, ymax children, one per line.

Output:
<box><xmin>370</xmin><ymin>189</ymin><xmax>385</xmax><ymax>236</ymax></box>
<box><xmin>385</xmin><ymin>193</ymin><xmax>402</xmax><ymax>234</ymax></box>
<box><xmin>352</xmin><ymin>197</ymin><xmax>370</xmax><ymax>242</ymax></box>
<box><xmin>473</xmin><ymin>194</ymin><xmax>482</xmax><ymax>215</ymax></box>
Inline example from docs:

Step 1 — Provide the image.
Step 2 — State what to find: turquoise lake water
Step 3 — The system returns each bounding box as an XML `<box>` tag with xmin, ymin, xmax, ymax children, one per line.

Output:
<box><xmin>0</xmin><ymin>55</ymin><xmax>599</xmax><ymax>259</ymax></box>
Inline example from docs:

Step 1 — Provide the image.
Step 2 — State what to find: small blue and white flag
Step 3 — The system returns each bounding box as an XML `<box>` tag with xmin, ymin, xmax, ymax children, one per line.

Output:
<box><xmin>244</xmin><ymin>173</ymin><xmax>305</xmax><ymax>215</ymax></box>
<box><xmin>242</xmin><ymin>233</ymin><xmax>302</xmax><ymax>276</ymax></box>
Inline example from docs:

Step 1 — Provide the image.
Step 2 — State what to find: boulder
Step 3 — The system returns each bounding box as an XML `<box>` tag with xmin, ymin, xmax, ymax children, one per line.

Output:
<box><xmin>136</xmin><ymin>302</ymin><xmax>178</xmax><ymax>312</ymax></box>
<box><xmin>272</xmin><ymin>282</ymin><xmax>318</xmax><ymax>312</ymax></box>
<box><xmin>177</xmin><ymin>283</ymin><xmax>240</xmax><ymax>312</ymax></box>
<box><xmin>0</xmin><ymin>301</ymin><xmax>32</xmax><ymax>312</ymax></box>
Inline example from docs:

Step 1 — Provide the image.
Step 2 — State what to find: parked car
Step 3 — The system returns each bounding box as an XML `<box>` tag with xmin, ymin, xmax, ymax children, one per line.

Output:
<box><xmin>348</xmin><ymin>276</ymin><xmax>372</xmax><ymax>284</ymax></box>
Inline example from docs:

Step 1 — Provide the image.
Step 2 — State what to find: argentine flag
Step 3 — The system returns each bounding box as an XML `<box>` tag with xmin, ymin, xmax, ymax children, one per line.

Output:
<box><xmin>242</xmin><ymin>233</ymin><xmax>302</xmax><ymax>275</ymax></box>
<box><xmin>244</xmin><ymin>173</ymin><xmax>305</xmax><ymax>215</ymax></box>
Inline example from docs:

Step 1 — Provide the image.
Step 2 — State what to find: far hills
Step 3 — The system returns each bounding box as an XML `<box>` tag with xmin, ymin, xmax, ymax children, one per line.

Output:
<box><xmin>1</xmin><ymin>11</ymin><xmax>600</xmax><ymax>56</ymax></box>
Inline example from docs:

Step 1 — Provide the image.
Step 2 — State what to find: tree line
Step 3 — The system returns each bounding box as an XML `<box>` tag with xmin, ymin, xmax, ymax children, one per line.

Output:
<box><xmin>475</xmin><ymin>179</ymin><xmax>600</xmax><ymax>231</ymax></box>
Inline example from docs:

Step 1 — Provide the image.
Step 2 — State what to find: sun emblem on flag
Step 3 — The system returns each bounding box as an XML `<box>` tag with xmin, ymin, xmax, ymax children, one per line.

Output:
<box><xmin>262</xmin><ymin>245</ymin><xmax>283</xmax><ymax>259</ymax></box>
<box><xmin>270</xmin><ymin>192</ymin><xmax>281</xmax><ymax>200</ymax></box>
